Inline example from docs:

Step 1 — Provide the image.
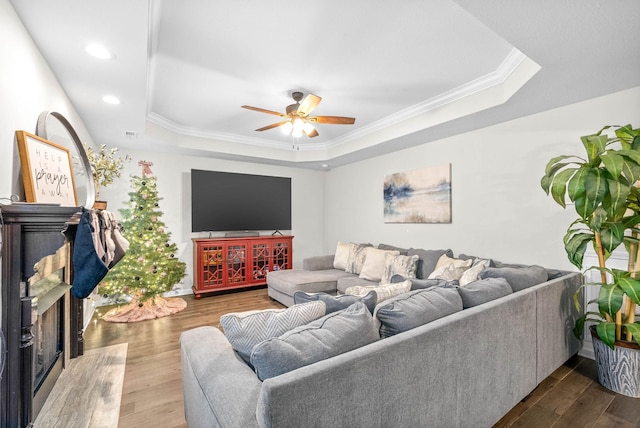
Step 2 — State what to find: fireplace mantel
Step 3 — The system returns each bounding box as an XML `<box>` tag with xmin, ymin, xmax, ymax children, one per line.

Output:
<box><xmin>1</xmin><ymin>204</ymin><xmax>83</xmax><ymax>427</ymax></box>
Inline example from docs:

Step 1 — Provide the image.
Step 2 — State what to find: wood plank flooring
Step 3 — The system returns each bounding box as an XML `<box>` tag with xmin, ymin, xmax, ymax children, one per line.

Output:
<box><xmin>84</xmin><ymin>288</ymin><xmax>640</xmax><ymax>428</ymax></box>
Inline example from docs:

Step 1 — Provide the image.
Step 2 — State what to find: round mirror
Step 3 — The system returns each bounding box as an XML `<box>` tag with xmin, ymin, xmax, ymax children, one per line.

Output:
<box><xmin>36</xmin><ymin>111</ymin><xmax>95</xmax><ymax>208</ymax></box>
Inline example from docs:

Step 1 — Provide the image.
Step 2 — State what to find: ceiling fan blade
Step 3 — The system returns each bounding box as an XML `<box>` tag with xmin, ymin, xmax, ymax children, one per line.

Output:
<box><xmin>297</xmin><ymin>94</ymin><xmax>322</xmax><ymax>116</ymax></box>
<box><xmin>305</xmin><ymin>127</ymin><xmax>319</xmax><ymax>138</ymax></box>
<box><xmin>309</xmin><ymin>116</ymin><xmax>356</xmax><ymax>125</ymax></box>
<box><xmin>242</xmin><ymin>105</ymin><xmax>286</xmax><ymax>117</ymax></box>
<box><xmin>255</xmin><ymin>121</ymin><xmax>290</xmax><ymax>131</ymax></box>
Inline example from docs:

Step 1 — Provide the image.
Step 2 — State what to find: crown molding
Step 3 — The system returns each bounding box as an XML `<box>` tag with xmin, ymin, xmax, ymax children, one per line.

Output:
<box><xmin>146</xmin><ymin>48</ymin><xmax>529</xmax><ymax>155</ymax></box>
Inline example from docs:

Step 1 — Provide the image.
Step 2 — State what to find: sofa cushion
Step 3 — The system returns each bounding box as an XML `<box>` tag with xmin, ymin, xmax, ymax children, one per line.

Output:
<box><xmin>457</xmin><ymin>277</ymin><xmax>513</xmax><ymax>308</ymax></box>
<box><xmin>345</xmin><ymin>243</ymin><xmax>373</xmax><ymax>274</ymax></box>
<box><xmin>333</xmin><ymin>241</ymin><xmax>351</xmax><ymax>270</ymax></box>
<box><xmin>267</xmin><ymin>269</ymin><xmax>352</xmax><ymax>296</ymax></box>
<box><xmin>377</xmin><ymin>243</ymin><xmax>409</xmax><ymax>255</ymax></box>
<box><xmin>250</xmin><ymin>302</ymin><xmax>379</xmax><ymax>381</ymax></box>
<box><xmin>381</xmin><ymin>253</ymin><xmax>419</xmax><ymax>284</ymax></box>
<box><xmin>374</xmin><ymin>287</ymin><xmax>463</xmax><ymax>337</ymax></box>
<box><xmin>478</xmin><ymin>265</ymin><xmax>548</xmax><ymax>292</ymax></box>
<box><xmin>457</xmin><ymin>254</ymin><xmax>496</xmax><ymax>267</ymax></box>
<box><xmin>220</xmin><ymin>301</ymin><xmax>326</xmax><ymax>364</ymax></box>
<box><xmin>293</xmin><ymin>290</ymin><xmax>377</xmax><ymax>315</ymax></box>
<box><xmin>406</xmin><ymin>277</ymin><xmax>459</xmax><ymax>289</ymax></box>
<box><xmin>345</xmin><ymin>280</ymin><xmax>412</xmax><ymax>304</ymax></box>
<box><xmin>406</xmin><ymin>248</ymin><xmax>454</xmax><ymax>279</ymax></box>
<box><xmin>359</xmin><ymin>248</ymin><xmax>400</xmax><ymax>281</ymax></box>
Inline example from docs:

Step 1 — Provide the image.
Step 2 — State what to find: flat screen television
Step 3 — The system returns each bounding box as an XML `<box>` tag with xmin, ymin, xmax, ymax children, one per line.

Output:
<box><xmin>191</xmin><ymin>169</ymin><xmax>292</xmax><ymax>232</ymax></box>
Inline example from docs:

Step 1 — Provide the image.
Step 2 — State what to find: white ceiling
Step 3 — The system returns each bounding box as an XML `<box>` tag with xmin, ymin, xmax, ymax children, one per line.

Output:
<box><xmin>10</xmin><ymin>0</ymin><xmax>640</xmax><ymax>170</ymax></box>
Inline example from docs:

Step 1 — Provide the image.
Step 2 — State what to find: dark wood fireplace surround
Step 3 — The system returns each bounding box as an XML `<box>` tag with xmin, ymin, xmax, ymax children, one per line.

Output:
<box><xmin>1</xmin><ymin>204</ymin><xmax>84</xmax><ymax>427</ymax></box>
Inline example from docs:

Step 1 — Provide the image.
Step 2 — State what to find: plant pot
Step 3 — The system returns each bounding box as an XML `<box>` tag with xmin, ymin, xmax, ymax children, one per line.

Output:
<box><xmin>590</xmin><ymin>326</ymin><xmax>640</xmax><ymax>397</ymax></box>
<box><xmin>93</xmin><ymin>200</ymin><xmax>107</xmax><ymax>210</ymax></box>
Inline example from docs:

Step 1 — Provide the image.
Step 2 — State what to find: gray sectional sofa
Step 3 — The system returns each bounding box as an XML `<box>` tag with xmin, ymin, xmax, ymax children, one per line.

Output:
<box><xmin>180</xmin><ymin>245</ymin><xmax>583</xmax><ymax>427</ymax></box>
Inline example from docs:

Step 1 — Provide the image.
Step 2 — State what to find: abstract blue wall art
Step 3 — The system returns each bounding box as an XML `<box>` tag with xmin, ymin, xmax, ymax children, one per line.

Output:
<box><xmin>384</xmin><ymin>164</ymin><xmax>452</xmax><ymax>223</ymax></box>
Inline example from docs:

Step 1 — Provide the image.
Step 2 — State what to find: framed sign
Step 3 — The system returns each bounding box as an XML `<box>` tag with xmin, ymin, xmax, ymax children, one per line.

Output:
<box><xmin>16</xmin><ymin>130</ymin><xmax>78</xmax><ymax>206</ymax></box>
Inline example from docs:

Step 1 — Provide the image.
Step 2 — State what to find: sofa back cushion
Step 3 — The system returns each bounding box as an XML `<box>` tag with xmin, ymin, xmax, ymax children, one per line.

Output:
<box><xmin>374</xmin><ymin>287</ymin><xmax>463</xmax><ymax>338</ymax></box>
<box><xmin>478</xmin><ymin>265</ymin><xmax>547</xmax><ymax>292</ymax></box>
<box><xmin>250</xmin><ymin>302</ymin><xmax>379</xmax><ymax>381</ymax></box>
<box><xmin>293</xmin><ymin>290</ymin><xmax>377</xmax><ymax>314</ymax></box>
<box><xmin>457</xmin><ymin>277</ymin><xmax>513</xmax><ymax>308</ymax></box>
<box><xmin>406</xmin><ymin>248</ymin><xmax>454</xmax><ymax>279</ymax></box>
<box><xmin>220</xmin><ymin>301</ymin><xmax>326</xmax><ymax>364</ymax></box>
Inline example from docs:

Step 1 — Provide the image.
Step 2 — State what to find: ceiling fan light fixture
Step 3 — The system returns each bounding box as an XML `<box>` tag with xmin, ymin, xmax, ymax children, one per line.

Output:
<box><xmin>303</xmin><ymin>122</ymin><xmax>315</xmax><ymax>134</ymax></box>
<box><xmin>85</xmin><ymin>43</ymin><xmax>114</xmax><ymax>60</ymax></box>
<box><xmin>280</xmin><ymin>121</ymin><xmax>293</xmax><ymax>134</ymax></box>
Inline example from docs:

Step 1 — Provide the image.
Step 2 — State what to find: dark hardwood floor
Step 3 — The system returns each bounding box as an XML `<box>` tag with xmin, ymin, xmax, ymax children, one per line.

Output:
<box><xmin>84</xmin><ymin>288</ymin><xmax>640</xmax><ymax>428</ymax></box>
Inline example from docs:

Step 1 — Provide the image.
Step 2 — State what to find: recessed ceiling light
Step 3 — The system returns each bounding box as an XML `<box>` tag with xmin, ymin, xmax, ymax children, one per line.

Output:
<box><xmin>321</xmin><ymin>164</ymin><xmax>329</xmax><ymax>168</ymax></box>
<box><xmin>102</xmin><ymin>95</ymin><xmax>121</xmax><ymax>105</ymax></box>
<box><xmin>85</xmin><ymin>43</ymin><xmax>114</xmax><ymax>60</ymax></box>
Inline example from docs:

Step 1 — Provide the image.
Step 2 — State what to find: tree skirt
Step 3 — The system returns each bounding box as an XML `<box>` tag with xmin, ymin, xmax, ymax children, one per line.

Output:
<box><xmin>103</xmin><ymin>296</ymin><xmax>187</xmax><ymax>323</ymax></box>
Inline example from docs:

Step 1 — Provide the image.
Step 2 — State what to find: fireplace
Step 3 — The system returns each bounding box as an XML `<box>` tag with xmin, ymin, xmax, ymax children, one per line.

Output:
<box><xmin>1</xmin><ymin>205</ymin><xmax>83</xmax><ymax>427</ymax></box>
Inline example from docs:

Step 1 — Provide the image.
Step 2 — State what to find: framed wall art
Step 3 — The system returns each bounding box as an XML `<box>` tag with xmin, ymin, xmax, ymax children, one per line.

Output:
<box><xmin>384</xmin><ymin>163</ymin><xmax>451</xmax><ymax>223</ymax></box>
<box><xmin>16</xmin><ymin>130</ymin><xmax>78</xmax><ymax>206</ymax></box>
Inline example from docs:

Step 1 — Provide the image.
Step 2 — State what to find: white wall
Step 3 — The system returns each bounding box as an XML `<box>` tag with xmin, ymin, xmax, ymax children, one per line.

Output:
<box><xmin>0</xmin><ymin>0</ymin><xmax>95</xmax><ymax>201</ymax></box>
<box><xmin>98</xmin><ymin>149</ymin><xmax>325</xmax><ymax>293</ymax></box>
<box><xmin>323</xmin><ymin>86</ymin><xmax>640</xmax><ymax>271</ymax></box>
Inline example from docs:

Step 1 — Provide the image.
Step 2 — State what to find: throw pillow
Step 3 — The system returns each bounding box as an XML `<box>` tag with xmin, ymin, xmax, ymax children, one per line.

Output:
<box><xmin>345</xmin><ymin>280</ymin><xmax>412</xmax><ymax>304</ymax></box>
<box><xmin>478</xmin><ymin>265</ymin><xmax>547</xmax><ymax>292</ymax></box>
<box><xmin>380</xmin><ymin>253</ymin><xmax>419</xmax><ymax>284</ymax></box>
<box><xmin>406</xmin><ymin>248</ymin><xmax>454</xmax><ymax>279</ymax></box>
<box><xmin>458</xmin><ymin>259</ymin><xmax>490</xmax><ymax>286</ymax></box>
<box><xmin>428</xmin><ymin>254</ymin><xmax>472</xmax><ymax>281</ymax></box>
<box><xmin>293</xmin><ymin>290</ymin><xmax>377</xmax><ymax>314</ymax></box>
<box><xmin>457</xmin><ymin>277</ymin><xmax>513</xmax><ymax>308</ymax></box>
<box><xmin>359</xmin><ymin>248</ymin><xmax>400</xmax><ymax>281</ymax></box>
<box><xmin>374</xmin><ymin>287</ymin><xmax>463</xmax><ymax>338</ymax></box>
<box><xmin>345</xmin><ymin>243</ymin><xmax>372</xmax><ymax>274</ymax></box>
<box><xmin>250</xmin><ymin>302</ymin><xmax>379</xmax><ymax>381</ymax></box>
<box><xmin>220</xmin><ymin>301</ymin><xmax>326</xmax><ymax>364</ymax></box>
<box><xmin>333</xmin><ymin>241</ymin><xmax>351</xmax><ymax>270</ymax></box>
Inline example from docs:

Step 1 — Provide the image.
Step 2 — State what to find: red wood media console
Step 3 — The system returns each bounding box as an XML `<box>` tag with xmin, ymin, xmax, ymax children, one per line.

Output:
<box><xmin>192</xmin><ymin>235</ymin><xmax>293</xmax><ymax>298</ymax></box>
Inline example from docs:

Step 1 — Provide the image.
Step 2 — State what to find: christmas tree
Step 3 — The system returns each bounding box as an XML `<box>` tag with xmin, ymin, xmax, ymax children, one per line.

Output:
<box><xmin>99</xmin><ymin>160</ymin><xmax>187</xmax><ymax>322</ymax></box>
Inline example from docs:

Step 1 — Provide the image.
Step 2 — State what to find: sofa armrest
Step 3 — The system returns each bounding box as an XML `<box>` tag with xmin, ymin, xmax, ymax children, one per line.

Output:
<box><xmin>303</xmin><ymin>254</ymin><xmax>335</xmax><ymax>271</ymax></box>
<box><xmin>180</xmin><ymin>326</ymin><xmax>261</xmax><ymax>428</ymax></box>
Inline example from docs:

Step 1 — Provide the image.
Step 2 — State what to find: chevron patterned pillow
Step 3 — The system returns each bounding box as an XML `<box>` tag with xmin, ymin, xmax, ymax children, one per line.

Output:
<box><xmin>220</xmin><ymin>301</ymin><xmax>326</xmax><ymax>364</ymax></box>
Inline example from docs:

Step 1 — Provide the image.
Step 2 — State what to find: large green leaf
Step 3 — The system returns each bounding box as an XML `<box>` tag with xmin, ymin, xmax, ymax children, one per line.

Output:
<box><xmin>620</xmin><ymin>159</ymin><xmax>640</xmax><ymax>185</ymax></box>
<box><xmin>615</xmin><ymin>124</ymin><xmax>640</xmax><ymax>148</ymax></box>
<box><xmin>550</xmin><ymin>168</ymin><xmax>577</xmax><ymax>208</ymax></box>
<box><xmin>589</xmin><ymin>206</ymin><xmax>607</xmax><ymax>231</ymax></box>
<box><xmin>601</xmin><ymin>152</ymin><xmax>625</xmax><ymax>179</ymax></box>
<box><xmin>598</xmin><ymin>283</ymin><xmax>624</xmax><ymax>319</ymax></box>
<box><xmin>581</xmin><ymin>134</ymin><xmax>608</xmax><ymax>164</ymax></box>
<box><xmin>567</xmin><ymin>166</ymin><xmax>589</xmax><ymax>202</ymax></box>
<box><xmin>596</xmin><ymin>322</ymin><xmax>617</xmax><ymax>349</ymax></box>
<box><xmin>563</xmin><ymin>230</ymin><xmax>593</xmax><ymax>269</ymax></box>
<box><xmin>617</xmin><ymin>149</ymin><xmax>640</xmax><ymax>167</ymax></box>
<box><xmin>599</xmin><ymin>224</ymin><xmax>625</xmax><ymax>257</ymax></box>
<box><xmin>617</xmin><ymin>276</ymin><xmax>640</xmax><ymax>305</ymax></box>
<box><xmin>574</xmin><ymin>169</ymin><xmax>606</xmax><ymax>219</ymax></box>
<box><xmin>632</xmin><ymin>135</ymin><xmax>640</xmax><ymax>151</ymax></box>
<box><xmin>603</xmin><ymin>178</ymin><xmax>631</xmax><ymax>220</ymax></box>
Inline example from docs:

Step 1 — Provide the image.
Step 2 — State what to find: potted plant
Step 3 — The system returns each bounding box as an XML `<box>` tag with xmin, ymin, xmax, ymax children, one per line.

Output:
<box><xmin>541</xmin><ymin>123</ymin><xmax>640</xmax><ymax>397</ymax></box>
<box><xmin>85</xmin><ymin>144</ymin><xmax>131</xmax><ymax>208</ymax></box>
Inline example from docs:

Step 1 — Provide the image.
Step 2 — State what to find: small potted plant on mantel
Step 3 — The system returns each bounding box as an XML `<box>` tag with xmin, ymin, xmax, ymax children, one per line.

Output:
<box><xmin>541</xmin><ymin>123</ymin><xmax>640</xmax><ymax>397</ymax></box>
<box><xmin>85</xmin><ymin>144</ymin><xmax>131</xmax><ymax>209</ymax></box>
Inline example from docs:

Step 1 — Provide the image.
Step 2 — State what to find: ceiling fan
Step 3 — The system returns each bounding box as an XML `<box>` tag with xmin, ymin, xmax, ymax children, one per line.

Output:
<box><xmin>241</xmin><ymin>91</ymin><xmax>355</xmax><ymax>138</ymax></box>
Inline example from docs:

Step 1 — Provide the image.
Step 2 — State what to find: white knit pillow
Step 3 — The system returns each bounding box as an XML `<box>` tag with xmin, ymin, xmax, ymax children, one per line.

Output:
<box><xmin>345</xmin><ymin>280</ymin><xmax>412</xmax><ymax>304</ymax></box>
<box><xmin>333</xmin><ymin>241</ymin><xmax>351</xmax><ymax>270</ymax></box>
